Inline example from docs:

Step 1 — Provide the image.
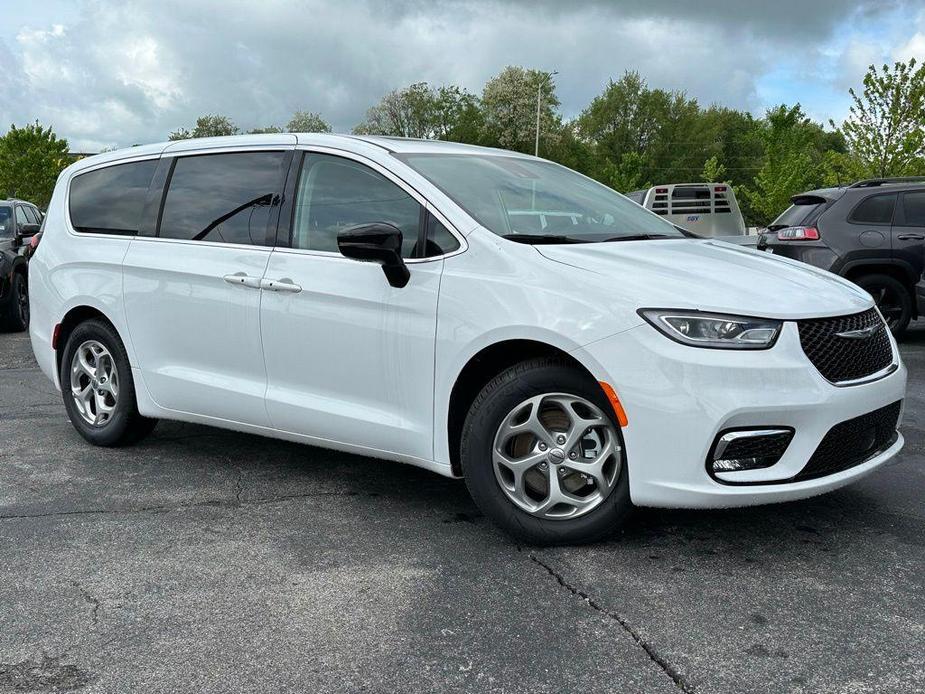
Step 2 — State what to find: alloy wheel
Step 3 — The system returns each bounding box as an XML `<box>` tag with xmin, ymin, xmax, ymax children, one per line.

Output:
<box><xmin>870</xmin><ymin>284</ymin><xmax>904</xmax><ymax>331</ymax></box>
<box><xmin>69</xmin><ymin>340</ymin><xmax>119</xmax><ymax>425</ymax></box>
<box><xmin>492</xmin><ymin>392</ymin><xmax>622</xmax><ymax>520</ymax></box>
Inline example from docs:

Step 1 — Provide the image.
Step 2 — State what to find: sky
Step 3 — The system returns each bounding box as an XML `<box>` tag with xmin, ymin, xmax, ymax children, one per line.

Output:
<box><xmin>0</xmin><ymin>0</ymin><xmax>922</xmax><ymax>152</ymax></box>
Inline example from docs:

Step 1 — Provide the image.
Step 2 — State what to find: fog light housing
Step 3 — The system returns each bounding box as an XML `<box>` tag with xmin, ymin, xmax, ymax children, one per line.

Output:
<box><xmin>708</xmin><ymin>428</ymin><xmax>794</xmax><ymax>477</ymax></box>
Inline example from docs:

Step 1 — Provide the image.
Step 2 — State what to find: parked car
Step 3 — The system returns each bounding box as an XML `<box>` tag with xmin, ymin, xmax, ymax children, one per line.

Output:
<box><xmin>759</xmin><ymin>177</ymin><xmax>925</xmax><ymax>337</ymax></box>
<box><xmin>626</xmin><ymin>183</ymin><xmax>747</xmax><ymax>237</ymax></box>
<box><xmin>29</xmin><ymin>135</ymin><xmax>906</xmax><ymax>544</ymax></box>
<box><xmin>0</xmin><ymin>198</ymin><xmax>42</xmax><ymax>331</ymax></box>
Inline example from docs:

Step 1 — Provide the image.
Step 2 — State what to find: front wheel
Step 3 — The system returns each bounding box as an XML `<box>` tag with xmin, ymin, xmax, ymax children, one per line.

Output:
<box><xmin>461</xmin><ymin>358</ymin><xmax>631</xmax><ymax>545</ymax></box>
<box><xmin>855</xmin><ymin>273</ymin><xmax>912</xmax><ymax>338</ymax></box>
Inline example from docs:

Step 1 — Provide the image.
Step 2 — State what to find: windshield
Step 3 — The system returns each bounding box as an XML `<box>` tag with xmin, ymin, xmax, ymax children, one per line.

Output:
<box><xmin>398</xmin><ymin>154</ymin><xmax>684</xmax><ymax>242</ymax></box>
<box><xmin>0</xmin><ymin>207</ymin><xmax>11</xmax><ymax>237</ymax></box>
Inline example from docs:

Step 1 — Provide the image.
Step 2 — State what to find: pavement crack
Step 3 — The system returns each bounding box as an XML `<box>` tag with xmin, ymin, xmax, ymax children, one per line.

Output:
<box><xmin>528</xmin><ymin>553</ymin><xmax>694</xmax><ymax>694</ymax></box>
<box><xmin>70</xmin><ymin>580</ymin><xmax>100</xmax><ymax>628</ymax></box>
<box><xmin>0</xmin><ymin>490</ymin><xmax>363</xmax><ymax>521</ymax></box>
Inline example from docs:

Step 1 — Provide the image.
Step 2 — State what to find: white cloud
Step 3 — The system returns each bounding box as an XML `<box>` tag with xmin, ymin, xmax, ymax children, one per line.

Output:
<box><xmin>0</xmin><ymin>0</ymin><xmax>920</xmax><ymax>151</ymax></box>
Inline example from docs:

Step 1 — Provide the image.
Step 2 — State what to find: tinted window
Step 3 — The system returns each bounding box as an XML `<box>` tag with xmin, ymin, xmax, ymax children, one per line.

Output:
<box><xmin>400</xmin><ymin>154</ymin><xmax>683</xmax><ymax>242</ymax></box>
<box><xmin>902</xmin><ymin>191</ymin><xmax>925</xmax><ymax>226</ymax></box>
<box><xmin>24</xmin><ymin>207</ymin><xmax>40</xmax><ymax>224</ymax></box>
<box><xmin>0</xmin><ymin>207</ymin><xmax>11</xmax><ymax>237</ymax></box>
<box><xmin>423</xmin><ymin>214</ymin><xmax>460</xmax><ymax>257</ymax></box>
<box><xmin>15</xmin><ymin>206</ymin><xmax>27</xmax><ymax>225</ymax></box>
<box><xmin>850</xmin><ymin>194</ymin><xmax>896</xmax><ymax>225</ymax></box>
<box><xmin>70</xmin><ymin>159</ymin><xmax>158</xmax><ymax>234</ymax></box>
<box><xmin>770</xmin><ymin>202</ymin><xmax>823</xmax><ymax>229</ymax></box>
<box><xmin>292</xmin><ymin>153</ymin><xmax>421</xmax><ymax>258</ymax></box>
<box><xmin>159</xmin><ymin>151</ymin><xmax>286</xmax><ymax>245</ymax></box>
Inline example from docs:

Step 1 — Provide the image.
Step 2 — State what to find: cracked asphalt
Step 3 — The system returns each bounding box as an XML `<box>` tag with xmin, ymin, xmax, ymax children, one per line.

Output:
<box><xmin>1</xmin><ymin>327</ymin><xmax>923</xmax><ymax>694</ymax></box>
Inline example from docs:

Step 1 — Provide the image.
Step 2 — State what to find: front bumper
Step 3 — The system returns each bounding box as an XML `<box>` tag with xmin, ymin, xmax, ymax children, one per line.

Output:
<box><xmin>574</xmin><ymin>320</ymin><xmax>906</xmax><ymax>509</ymax></box>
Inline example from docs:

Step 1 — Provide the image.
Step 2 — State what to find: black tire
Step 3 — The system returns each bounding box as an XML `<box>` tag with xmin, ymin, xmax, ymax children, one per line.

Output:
<box><xmin>855</xmin><ymin>273</ymin><xmax>912</xmax><ymax>338</ymax></box>
<box><xmin>2</xmin><ymin>271</ymin><xmax>29</xmax><ymax>332</ymax></box>
<box><xmin>460</xmin><ymin>358</ymin><xmax>631</xmax><ymax>545</ymax></box>
<box><xmin>59</xmin><ymin>318</ymin><xmax>157</xmax><ymax>446</ymax></box>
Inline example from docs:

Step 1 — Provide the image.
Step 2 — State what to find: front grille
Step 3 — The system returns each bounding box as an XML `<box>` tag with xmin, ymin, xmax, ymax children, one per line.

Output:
<box><xmin>797</xmin><ymin>309</ymin><xmax>893</xmax><ymax>383</ymax></box>
<box><xmin>794</xmin><ymin>401</ymin><xmax>902</xmax><ymax>481</ymax></box>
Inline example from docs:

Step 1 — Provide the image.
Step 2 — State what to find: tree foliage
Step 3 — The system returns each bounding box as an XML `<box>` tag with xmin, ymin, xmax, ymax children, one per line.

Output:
<box><xmin>481</xmin><ymin>67</ymin><xmax>560</xmax><ymax>154</ymax></box>
<box><xmin>286</xmin><ymin>111</ymin><xmax>332</xmax><ymax>133</ymax></box>
<box><xmin>0</xmin><ymin>121</ymin><xmax>70</xmax><ymax>208</ymax></box>
<box><xmin>169</xmin><ymin>114</ymin><xmax>239</xmax><ymax>140</ymax></box>
<box><xmin>832</xmin><ymin>58</ymin><xmax>925</xmax><ymax>178</ymax></box>
<box><xmin>353</xmin><ymin>83</ymin><xmax>479</xmax><ymax>141</ymax></box>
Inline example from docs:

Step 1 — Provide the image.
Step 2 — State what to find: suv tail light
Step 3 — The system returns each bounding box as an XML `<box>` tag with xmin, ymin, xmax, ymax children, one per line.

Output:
<box><xmin>777</xmin><ymin>226</ymin><xmax>819</xmax><ymax>241</ymax></box>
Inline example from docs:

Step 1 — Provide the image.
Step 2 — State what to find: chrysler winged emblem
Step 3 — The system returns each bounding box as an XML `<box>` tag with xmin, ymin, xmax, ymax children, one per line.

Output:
<box><xmin>836</xmin><ymin>324</ymin><xmax>882</xmax><ymax>339</ymax></box>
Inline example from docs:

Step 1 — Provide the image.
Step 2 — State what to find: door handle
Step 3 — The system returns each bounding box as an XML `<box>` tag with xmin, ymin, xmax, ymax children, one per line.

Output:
<box><xmin>223</xmin><ymin>272</ymin><xmax>263</xmax><ymax>289</ymax></box>
<box><xmin>260</xmin><ymin>278</ymin><xmax>302</xmax><ymax>293</ymax></box>
<box><xmin>897</xmin><ymin>234</ymin><xmax>925</xmax><ymax>240</ymax></box>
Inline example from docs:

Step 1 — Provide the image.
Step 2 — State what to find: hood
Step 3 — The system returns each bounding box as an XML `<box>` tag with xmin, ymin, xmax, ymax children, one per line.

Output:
<box><xmin>536</xmin><ymin>238</ymin><xmax>873</xmax><ymax>320</ymax></box>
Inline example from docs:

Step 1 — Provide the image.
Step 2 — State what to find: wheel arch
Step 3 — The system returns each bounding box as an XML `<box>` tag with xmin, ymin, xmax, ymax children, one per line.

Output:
<box><xmin>841</xmin><ymin>261</ymin><xmax>917</xmax><ymax>317</ymax></box>
<box><xmin>55</xmin><ymin>305</ymin><xmax>119</xmax><ymax>377</ymax></box>
<box><xmin>445</xmin><ymin>338</ymin><xmax>601</xmax><ymax>477</ymax></box>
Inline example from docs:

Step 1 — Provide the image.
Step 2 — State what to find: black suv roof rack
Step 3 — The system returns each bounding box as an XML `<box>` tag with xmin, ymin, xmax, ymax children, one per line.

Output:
<box><xmin>849</xmin><ymin>176</ymin><xmax>925</xmax><ymax>188</ymax></box>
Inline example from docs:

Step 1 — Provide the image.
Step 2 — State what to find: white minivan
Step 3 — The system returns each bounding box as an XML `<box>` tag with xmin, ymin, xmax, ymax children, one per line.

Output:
<box><xmin>30</xmin><ymin>134</ymin><xmax>906</xmax><ymax>544</ymax></box>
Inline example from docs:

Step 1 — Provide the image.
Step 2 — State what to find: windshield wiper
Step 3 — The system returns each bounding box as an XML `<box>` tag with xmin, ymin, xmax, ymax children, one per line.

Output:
<box><xmin>603</xmin><ymin>233</ymin><xmax>675</xmax><ymax>242</ymax></box>
<box><xmin>502</xmin><ymin>233</ymin><xmax>589</xmax><ymax>245</ymax></box>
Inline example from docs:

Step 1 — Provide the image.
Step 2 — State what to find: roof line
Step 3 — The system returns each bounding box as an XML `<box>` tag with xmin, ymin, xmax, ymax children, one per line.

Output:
<box><xmin>342</xmin><ymin>135</ymin><xmax>396</xmax><ymax>153</ymax></box>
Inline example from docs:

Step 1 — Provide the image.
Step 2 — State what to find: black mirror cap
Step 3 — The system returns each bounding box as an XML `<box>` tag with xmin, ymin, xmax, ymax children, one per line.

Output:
<box><xmin>337</xmin><ymin>223</ymin><xmax>410</xmax><ymax>288</ymax></box>
<box><xmin>18</xmin><ymin>223</ymin><xmax>41</xmax><ymax>237</ymax></box>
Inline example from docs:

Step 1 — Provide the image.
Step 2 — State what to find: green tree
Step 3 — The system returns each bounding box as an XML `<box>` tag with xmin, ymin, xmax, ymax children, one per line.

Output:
<box><xmin>286</xmin><ymin>111</ymin><xmax>332</xmax><ymax>133</ymax></box>
<box><xmin>481</xmin><ymin>67</ymin><xmax>560</xmax><ymax>154</ymax></box>
<box><xmin>742</xmin><ymin>105</ymin><xmax>824</xmax><ymax>225</ymax></box>
<box><xmin>701</xmin><ymin>155</ymin><xmax>726</xmax><ymax>182</ymax></box>
<box><xmin>354</xmin><ymin>82</ymin><xmax>439</xmax><ymax>137</ymax></box>
<box><xmin>577</xmin><ymin>72</ymin><xmax>712</xmax><ymax>185</ymax></box>
<box><xmin>831</xmin><ymin>58</ymin><xmax>925</xmax><ymax>178</ymax></box>
<box><xmin>249</xmin><ymin>125</ymin><xmax>284</xmax><ymax>134</ymax></box>
<box><xmin>0</xmin><ymin>121</ymin><xmax>70</xmax><ymax>208</ymax></box>
<box><xmin>169</xmin><ymin>114</ymin><xmax>239</xmax><ymax>140</ymax></box>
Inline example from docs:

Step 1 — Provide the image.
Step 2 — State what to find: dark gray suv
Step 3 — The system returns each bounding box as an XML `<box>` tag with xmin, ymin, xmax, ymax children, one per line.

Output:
<box><xmin>759</xmin><ymin>177</ymin><xmax>925</xmax><ymax>337</ymax></box>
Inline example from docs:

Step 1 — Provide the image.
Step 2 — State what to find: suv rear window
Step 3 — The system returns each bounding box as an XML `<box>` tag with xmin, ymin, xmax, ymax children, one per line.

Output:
<box><xmin>70</xmin><ymin>159</ymin><xmax>158</xmax><ymax>234</ymax></box>
<box><xmin>769</xmin><ymin>200</ymin><xmax>824</xmax><ymax>230</ymax></box>
<box><xmin>850</xmin><ymin>193</ymin><xmax>896</xmax><ymax>225</ymax></box>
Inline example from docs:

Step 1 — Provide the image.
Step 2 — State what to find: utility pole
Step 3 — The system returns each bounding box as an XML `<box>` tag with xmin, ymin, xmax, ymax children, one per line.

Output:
<box><xmin>535</xmin><ymin>70</ymin><xmax>558</xmax><ymax>157</ymax></box>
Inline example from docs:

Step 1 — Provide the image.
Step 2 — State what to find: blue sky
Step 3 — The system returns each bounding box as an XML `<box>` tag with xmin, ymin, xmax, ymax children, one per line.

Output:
<box><xmin>0</xmin><ymin>0</ymin><xmax>922</xmax><ymax>151</ymax></box>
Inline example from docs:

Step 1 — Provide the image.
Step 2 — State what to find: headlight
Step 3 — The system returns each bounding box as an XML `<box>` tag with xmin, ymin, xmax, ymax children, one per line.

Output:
<box><xmin>639</xmin><ymin>309</ymin><xmax>782</xmax><ymax>349</ymax></box>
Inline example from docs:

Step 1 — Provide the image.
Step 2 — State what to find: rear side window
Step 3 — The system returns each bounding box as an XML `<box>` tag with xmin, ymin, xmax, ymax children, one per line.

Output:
<box><xmin>292</xmin><ymin>153</ymin><xmax>421</xmax><ymax>258</ymax></box>
<box><xmin>24</xmin><ymin>207</ymin><xmax>40</xmax><ymax>224</ymax></box>
<box><xmin>159</xmin><ymin>151</ymin><xmax>286</xmax><ymax>245</ymax></box>
<box><xmin>850</xmin><ymin>193</ymin><xmax>896</xmax><ymax>225</ymax></box>
<box><xmin>70</xmin><ymin>159</ymin><xmax>158</xmax><ymax>234</ymax></box>
<box><xmin>902</xmin><ymin>191</ymin><xmax>925</xmax><ymax>226</ymax></box>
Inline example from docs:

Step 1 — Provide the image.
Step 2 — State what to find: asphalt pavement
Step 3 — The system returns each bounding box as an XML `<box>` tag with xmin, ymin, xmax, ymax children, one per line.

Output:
<box><xmin>1</xmin><ymin>327</ymin><xmax>923</xmax><ymax>693</ymax></box>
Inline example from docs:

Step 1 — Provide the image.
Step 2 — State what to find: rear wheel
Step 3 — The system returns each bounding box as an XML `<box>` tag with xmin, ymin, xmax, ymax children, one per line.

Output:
<box><xmin>855</xmin><ymin>273</ymin><xmax>911</xmax><ymax>337</ymax></box>
<box><xmin>2</xmin><ymin>272</ymin><xmax>29</xmax><ymax>332</ymax></box>
<box><xmin>60</xmin><ymin>318</ymin><xmax>157</xmax><ymax>446</ymax></box>
<box><xmin>461</xmin><ymin>358</ymin><xmax>631</xmax><ymax>545</ymax></box>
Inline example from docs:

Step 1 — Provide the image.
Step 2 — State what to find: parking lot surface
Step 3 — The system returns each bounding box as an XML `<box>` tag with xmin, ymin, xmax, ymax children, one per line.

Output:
<box><xmin>1</xmin><ymin>328</ymin><xmax>923</xmax><ymax>694</ymax></box>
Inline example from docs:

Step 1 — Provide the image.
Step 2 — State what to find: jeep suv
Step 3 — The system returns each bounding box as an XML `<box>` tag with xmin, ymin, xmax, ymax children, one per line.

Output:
<box><xmin>759</xmin><ymin>177</ymin><xmax>925</xmax><ymax>337</ymax></box>
<box><xmin>0</xmin><ymin>199</ymin><xmax>42</xmax><ymax>331</ymax></box>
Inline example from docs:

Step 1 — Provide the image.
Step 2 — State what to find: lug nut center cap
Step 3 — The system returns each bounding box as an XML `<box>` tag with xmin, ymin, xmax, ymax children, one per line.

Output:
<box><xmin>547</xmin><ymin>448</ymin><xmax>566</xmax><ymax>465</ymax></box>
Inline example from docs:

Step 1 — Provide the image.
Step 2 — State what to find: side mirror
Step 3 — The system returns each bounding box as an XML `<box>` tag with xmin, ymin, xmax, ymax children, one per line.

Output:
<box><xmin>337</xmin><ymin>223</ymin><xmax>410</xmax><ymax>288</ymax></box>
<box><xmin>14</xmin><ymin>223</ymin><xmax>40</xmax><ymax>247</ymax></box>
